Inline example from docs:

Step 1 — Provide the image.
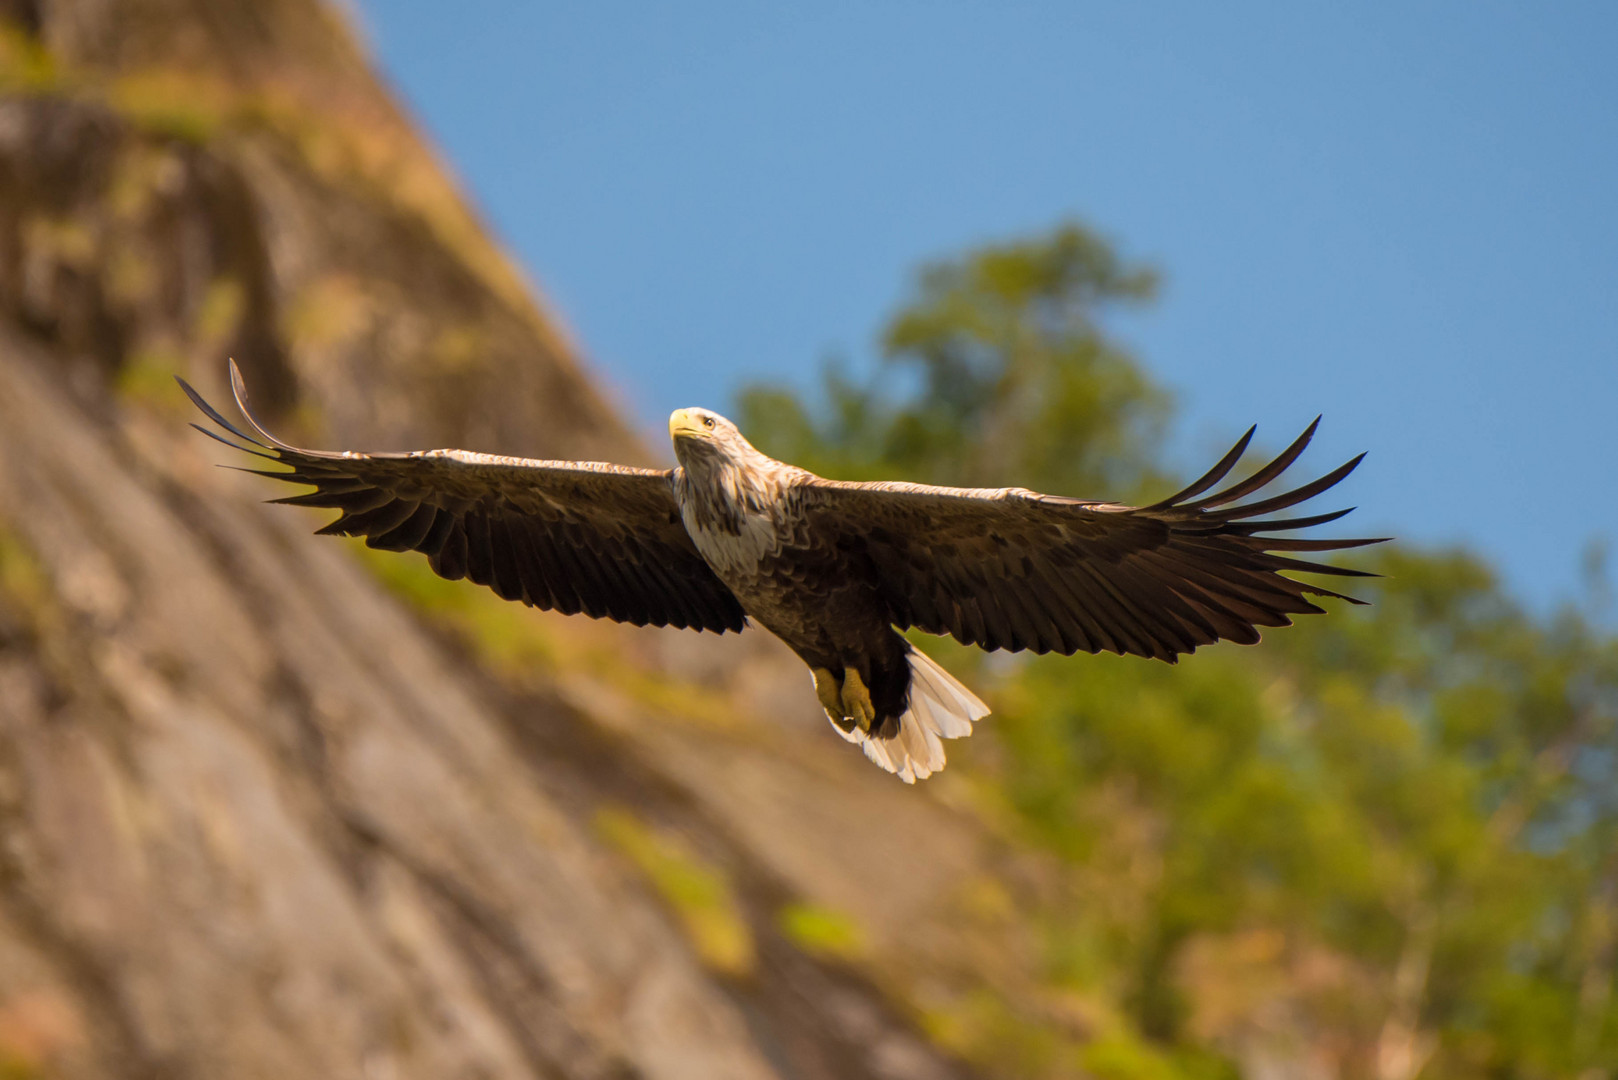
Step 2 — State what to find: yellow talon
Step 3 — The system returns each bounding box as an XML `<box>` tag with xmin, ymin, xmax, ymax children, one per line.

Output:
<box><xmin>812</xmin><ymin>667</ymin><xmax>842</xmax><ymax>720</ymax></box>
<box><xmin>841</xmin><ymin>668</ymin><xmax>876</xmax><ymax>733</ymax></box>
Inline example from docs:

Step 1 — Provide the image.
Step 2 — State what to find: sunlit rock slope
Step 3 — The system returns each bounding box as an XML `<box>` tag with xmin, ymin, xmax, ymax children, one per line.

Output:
<box><xmin>0</xmin><ymin>2</ymin><xmax>990</xmax><ymax>1076</ymax></box>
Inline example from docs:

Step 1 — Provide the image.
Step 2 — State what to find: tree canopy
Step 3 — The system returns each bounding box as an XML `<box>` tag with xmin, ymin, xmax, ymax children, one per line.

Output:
<box><xmin>738</xmin><ymin>223</ymin><xmax>1618</xmax><ymax>1080</ymax></box>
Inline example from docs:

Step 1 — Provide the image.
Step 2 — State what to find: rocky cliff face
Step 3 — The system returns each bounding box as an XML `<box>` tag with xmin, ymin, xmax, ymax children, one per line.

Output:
<box><xmin>0</xmin><ymin>4</ymin><xmax>992</xmax><ymax>1077</ymax></box>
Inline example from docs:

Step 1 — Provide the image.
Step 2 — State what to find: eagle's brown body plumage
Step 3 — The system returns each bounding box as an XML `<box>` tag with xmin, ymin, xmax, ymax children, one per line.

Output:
<box><xmin>181</xmin><ymin>362</ymin><xmax>1384</xmax><ymax>782</ymax></box>
<box><xmin>673</xmin><ymin>440</ymin><xmax>916</xmax><ymax>734</ymax></box>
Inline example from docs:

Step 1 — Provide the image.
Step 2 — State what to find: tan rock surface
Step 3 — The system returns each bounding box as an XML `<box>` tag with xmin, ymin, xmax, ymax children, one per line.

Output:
<box><xmin>0</xmin><ymin>2</ymin><xmax>988</xmax><ymax>1077</ymax></box>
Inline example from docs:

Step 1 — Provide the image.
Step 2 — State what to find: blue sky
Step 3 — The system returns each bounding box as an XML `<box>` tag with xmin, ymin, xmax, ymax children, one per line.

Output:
<box><xmin>353</xmin><ymin>2</ymin><xmax>1617</xmax><ymax>617</ymax></box>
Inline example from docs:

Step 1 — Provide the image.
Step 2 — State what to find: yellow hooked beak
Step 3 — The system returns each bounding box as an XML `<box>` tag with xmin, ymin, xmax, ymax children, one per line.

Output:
<box><xmin>668</xmin><ymin>409</ymin><xmax>710</xmax><ymax>441</ymax></box>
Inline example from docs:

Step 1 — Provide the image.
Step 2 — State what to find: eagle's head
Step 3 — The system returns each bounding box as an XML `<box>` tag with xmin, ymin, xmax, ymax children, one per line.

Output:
<box><xmin>668</xmin><ymin>408</ymin><xmax>755</xmax><ymax>467</ymax></box>
<box><xmin>669</xmin><ymin>408</ymin><xmax>786</xmax><ymax>531</ymax></box>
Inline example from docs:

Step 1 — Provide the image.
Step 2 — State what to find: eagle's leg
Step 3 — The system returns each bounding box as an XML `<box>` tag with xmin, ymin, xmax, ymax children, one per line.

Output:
<box><xmin>811</xmin><ymin>667</ymin><xmax>845</xmax><ymax>722</ymax></box>
<box><xmin>840</xmin><ymin>668</ymin><xmax>877</xmax><ymax>733</ymax></box>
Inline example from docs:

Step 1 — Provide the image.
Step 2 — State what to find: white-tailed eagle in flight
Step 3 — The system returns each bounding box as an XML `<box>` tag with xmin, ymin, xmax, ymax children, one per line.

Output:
<box><xmin>181</xmin><ymin>362</ymin><xmax>1383</xmax><ymax>783</ymax></box>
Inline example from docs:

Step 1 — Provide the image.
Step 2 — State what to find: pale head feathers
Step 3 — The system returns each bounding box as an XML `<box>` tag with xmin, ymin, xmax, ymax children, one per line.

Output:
<box><xmin>668</xmin><ymin>408</ymin><xmax>800</xmax><ymax>547</ymax></box>
<box><xmin>667</xmin><ymin>408</ymin><xmax>756</xmax><ymax>463</ymax></box>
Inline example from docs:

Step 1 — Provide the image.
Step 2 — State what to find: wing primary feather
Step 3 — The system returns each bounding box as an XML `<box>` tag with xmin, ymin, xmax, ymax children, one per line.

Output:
<box><xmin>175</xmin><ymin>375</ymin><xmax>271</xmax><ymax>449</ymax></box>
<box><xmin>1251</xmin><ymin>535</ymin><xmax>1390</xmax><ymax>552</ymax></box>
<box><xmin>227</xmin><ymin>359</ymin><xmax>301</xmax><ymax>451</ymax></box>
<box><xmin>1195</xmin><ymin>417</ymin><xmax>1321</xmax><ymax>509</ymax></box>
<box><xmin>1217</xmin><ymin>455</ymin><xmax>1365</xmax><ymax>519</ymax></box>
<box><xmin>1253</xmin><ymin>552</ymin><xmax>1379</xmax><ymax>578</ymax></box>
<box><xmin>1301</xmin><ymin>582</ymin><xmax>1368</xmax><ymax>605</ymax></box>
<box><xmin>219</xmin><ymin>465</ymin><xmax>303</xmax><ymax>480</ymax></box>
<box><xmin>1146</xmin><ymin>425</ymin><xmax>1255</xmax><ymax>509</ymax></box>
<box><xmin>189</xmin><ymin>423</ymin><xmax>281</xmax><ymax>460</ymax></box>
<box><xmin>269</xmin><ymin>488</ymin><xmax>392</xmax><ymax>511</ymax></box>
<box><xmin>1224</xmin><ymin>507</ymin><xmax>1355</xmax><ymax>534</ymax></box>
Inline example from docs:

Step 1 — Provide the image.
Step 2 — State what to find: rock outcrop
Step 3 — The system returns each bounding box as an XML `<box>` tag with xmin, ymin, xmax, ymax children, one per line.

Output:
<box><xmin>0</xmin><ymin>3</ymin><xmax>989</xmax><ymax>1077</ymax></box>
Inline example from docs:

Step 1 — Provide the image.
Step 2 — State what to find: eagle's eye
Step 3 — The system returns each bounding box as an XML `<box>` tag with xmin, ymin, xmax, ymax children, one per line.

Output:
<box><xmin>702</xmin><ymin>416</ymin><xmax>716</xmax><ymax>429</ymax></box>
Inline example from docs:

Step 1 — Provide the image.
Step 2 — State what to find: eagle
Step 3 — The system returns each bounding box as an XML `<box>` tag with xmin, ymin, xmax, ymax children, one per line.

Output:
<box><xmin>180</xmin><ymin>362</ymin><xmax>1382</xmax><ymax>783</ymax></box>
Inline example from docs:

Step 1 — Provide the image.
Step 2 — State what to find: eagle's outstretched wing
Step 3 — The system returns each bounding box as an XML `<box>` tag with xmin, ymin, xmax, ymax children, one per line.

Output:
<box><xmin>180</xmin><ymin>362</ymin><xmax>747</xmax><ymax>633</ymax></box>
<box><xmin>797</xmin><ymin>420</ymin><xmax>1386</xmax><ymax>661</ymax></box>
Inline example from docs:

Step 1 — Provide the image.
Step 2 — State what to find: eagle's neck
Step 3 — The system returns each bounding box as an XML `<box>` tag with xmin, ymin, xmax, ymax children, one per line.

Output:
<box><xmin>674</xmin><ymin>448</ymin><xmax>786</xmax><ymax>538</ymax></box>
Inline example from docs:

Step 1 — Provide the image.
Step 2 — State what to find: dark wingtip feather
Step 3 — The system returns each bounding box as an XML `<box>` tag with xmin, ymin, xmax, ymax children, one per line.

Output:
<box><xmin>217</xmin><ymin>463</ymin><xmax>301</xmax><ymax>478</ymax></box>
<box><xmin>1196</xmin><ymin>418</ymin><xmax>1322</xmax><ymax>510</ymax></box>
<box><xmin>189</xmin><ymin>422</ymin><xmax>281</xmax><ymax>460</ymax></box>
<box><xmin>1261</xmin><ymin>551</ymin><xmax>1380</xmax><ymax>578</ymax></box>
<box><xmin>1231</xmin><ymin>453</ymin><xmax>1366</xmax><ymax>520</ymax></box>
<box><xmin>1147</xmin><ymin>424</ymin><xmax>1257</xmax><ymax>510</ymax></box>
<box><xmin>227</xmin><ymin>358</ymin><xmax>297</xmax><ymax>450</ymax></box>
<box><xmin>1230</xmin><ymin>506</ymin><xmax>1356</xmax><ymax>534</ymax></box>
<box><xmin>176</xmin><ymin>374</ymin><xmax>270</xmax><ymax>449</ymax></box>
<box><xmin>1254</xmin><ymin>535</ymin><xmax>1392</xmax><ymax>552</ymax></box>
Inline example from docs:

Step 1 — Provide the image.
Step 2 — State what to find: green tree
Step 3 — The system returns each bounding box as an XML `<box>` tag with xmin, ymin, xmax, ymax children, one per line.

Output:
<box><xmin>739</xmin><ymin>222</ymin><xmax>1168</xmax><ymax>496</ymax></box>
<box><xmin>737</xmin><ymin>223</ymin><xmax>1618</xmax><ymax>1080</ymax></box>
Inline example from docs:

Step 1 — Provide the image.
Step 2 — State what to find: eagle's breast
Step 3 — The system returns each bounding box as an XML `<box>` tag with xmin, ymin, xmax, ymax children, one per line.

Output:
<box><xmin>673</xmin><ymin>456</ymin><xmax>798</xmax><ymax>582</ymax></box>
<box><xmin>683</xmin><ymin>506</ymin><xmax>782</xmax><ymax>580</ymax></box>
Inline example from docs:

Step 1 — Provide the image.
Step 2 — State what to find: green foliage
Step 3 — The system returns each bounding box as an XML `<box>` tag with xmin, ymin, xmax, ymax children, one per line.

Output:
<box><xmin>351</xmin><ymin>538</ymin><xmax>742</xmax><ymax>725</ymax></box>
<box><xmin>0</xmin><ymin>521</ymin><xmax>48</xmax><ymax>621</ymax></box>
<box><xmin>112</xmin><ymin>71</ymin><xmax>227</xmax><ymax>144</ymax></box>
<box><xmin>739</xmin><ymin>223</ymin><xmax>1169</xmax><ymax>497</ymax></box>
<box><xmin>0</xmin><ymin>20</ymin><xmax>63</xmax><ymax>93</ymax></box>
<box><xmin>736</xmin><ymin>223</ymin><xmax>1618</xmax><ymax>1078</ymax></box>
<box><xmin>114</xmin><ymin>346</ymin><xmax>189</xmax><ymax>415</ymax></box>
<box><xmin>597</xmin><ymin>807</ymin><xmax>756</xmax><ymax>977</ymax></box>
<box><xmin>349</xmin><ymin>539</ymin><xmax>560</xmax><ymax>678</ymax></box>
<box><xmin>777</xmin><ymin>902</ymin><xmax>866</xmax><ymax>961</ymax></box>
<box><xmin>0</xmin><ymin>1053</ymin><xmax>42</xmax><ymax>1080</ymax></box>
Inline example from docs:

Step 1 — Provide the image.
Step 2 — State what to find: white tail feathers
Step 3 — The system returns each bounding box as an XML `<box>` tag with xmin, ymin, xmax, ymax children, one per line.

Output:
<box><xmin>827</xmin><ymin>647</ymin><xmax>991</xmax><ymax>783</ymax></box>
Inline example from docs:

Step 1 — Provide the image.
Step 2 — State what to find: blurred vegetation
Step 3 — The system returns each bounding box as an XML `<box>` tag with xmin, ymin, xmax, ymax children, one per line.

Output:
<box><xmin>596</xmin><ymin>807</ymin><xmax>756</xmax><ymax>978</ymax></box>
<box><xmin>738</xmin><ymin>223</ymin><xmax>1167</xmax><ymax>496</ymax></box>
<box><xmin>348</xmin><ymin>539</ymin><xmax>744</xmax><ymax>729</ymax></box>
<box><xmin>0</xmin><ymin>24</ymin><xmax>540</xmax><ymax>334</ymax></box>
<box><xmin>739</xmin><ymin>224</ymin><xmax>1618</xmax><ymax>1079</ymax></box>
<box><xmin>777</xmin><ymin>902</ymin><xmax>867</xmax><ymax>963</ymax></box>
